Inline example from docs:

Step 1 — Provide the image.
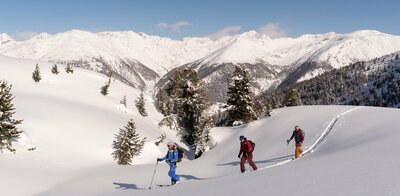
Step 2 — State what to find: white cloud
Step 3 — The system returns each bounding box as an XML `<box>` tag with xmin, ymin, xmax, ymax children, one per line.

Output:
<box><xmin>157</xmin><ymin>21</ymin><xmax>192</xmax><ymax>33</ymax></box>
<box><xmin>208</xmin><ymin>26</ymin><xmax>241</xmax><ymax>40</ymax></box>
<box><xmin>13</xmin><ymin>31</ymin><xmax>39</xmax><ymax>41</ymax></box>
<box><xmin>258</xmin><ymin>22</ymin><xmax>287</xmax><ymax>38</ymax></box>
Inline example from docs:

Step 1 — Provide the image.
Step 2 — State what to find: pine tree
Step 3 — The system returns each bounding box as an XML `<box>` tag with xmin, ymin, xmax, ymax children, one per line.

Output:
<box><xmin>120</xmin><ymin>95</ymin><xmax>127</xmax><ymax>108</ymax></box>
<box><xmin>100</xmin><ymin>83</ymin><xmax>110</xmax><ymax>96</ymax></box>
<box><xmin>226</xmin><ymin>65</ymin><xmax>256</xmax><ymax>126</ymax></box>
<box><xmin>155</xmin><ymin>90</ymin><xmax>168</xmax><ymax>116</ymax></box>
<box><xmin>170</xmin><ymin>68</ymin><xmax>209</xmax><ymax>156</ymax></box>
<box><xmin>112</xmin><ymin>119</ymin><xmax>146</xmax><ymax>165</ymax></box>
<box><xmin>135</xmin><ymin>91</ymin><xmax>148</xmax><ymax>117</ymax></box>
<box><xmin>193</xmin><ymin>115</ymin><xmax>213</xmax><ymax>158</ymax></box>
<box><xmin>100</xmin><ymin>78</ymin><xmax>111</xmax><ymax>96</ymax></box>
<box><xmin>32</xmin><ymin>64</ymin><xmax>42</xmax><ymax>83</ymax></box>
<box><xmin>65</xmin><ymin>64</ymin><xmax>74</xmax><ymax>74</ymax></box>
<box><xmin>283</xmin><ymin>88</ymin><xmax>302</xmax><ymax>107</ymax></box>
<box><xmin>0</xmin><ymin>80</ymin><xmax>23</xmax><ymax>152</ymax></box>
<box><xmin>51</xmin><ymin>64</ymin><xmax>59</xmax><ymax>74</ymax></box>
<box><xmin>154</xmin><ymin>133</ymin><xmax>166</xmax><ymax>146</ymax></box>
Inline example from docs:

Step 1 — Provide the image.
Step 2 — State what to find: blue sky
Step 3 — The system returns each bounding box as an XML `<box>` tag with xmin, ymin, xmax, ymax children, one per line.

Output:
<box><xmin>0</xmin><ymin>0</ymin><xmax>399</xmax><ymax>40</ymax></box>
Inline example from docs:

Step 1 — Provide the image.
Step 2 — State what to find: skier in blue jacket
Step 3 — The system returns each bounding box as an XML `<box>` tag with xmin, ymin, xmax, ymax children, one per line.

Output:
<box><xmin>157</xmin><ymin>142</ymin><xmax>181</xmax><ymax>185</ymax></box>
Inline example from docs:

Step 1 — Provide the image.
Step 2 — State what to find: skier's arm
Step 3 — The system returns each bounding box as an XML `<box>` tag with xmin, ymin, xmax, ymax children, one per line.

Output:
<box><xmin>288</xmin><ymin>131</ymin><xmax>295</xmax><ymax>141</ymax></box>
<box><xmin>238</xmin><ymin>144</ymin><xmax>244</xmax><ymax>158</ymax></box>
<box><xmin>161</xmin><ymin>152</ymin><xmax>168</xmax><ymax>161</ymax></box>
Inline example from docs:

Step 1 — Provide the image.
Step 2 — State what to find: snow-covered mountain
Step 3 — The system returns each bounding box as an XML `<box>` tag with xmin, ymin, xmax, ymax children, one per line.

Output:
<box><xmin>158</xmin><ymin>30</ymin><xmax>400</xmax><ymax>102</ymax></box>
<box><xmin>2</xmin><ymin>29</ymin><xmax>400</xmax><ymax>97</ymax></box>
<box><xmin>0</xmin><ymin>33</ymin><xmax>15</xmax><ymax>46</ymax></box>
<box><xmin>262</xmin><ymin>50</ymin><xmax>400</xmax><ymax>108</ymax></box>
<box><xmin>0</xmin><ymin>30</ymin><xmax>228</xmax><ymax>89</ymax></box>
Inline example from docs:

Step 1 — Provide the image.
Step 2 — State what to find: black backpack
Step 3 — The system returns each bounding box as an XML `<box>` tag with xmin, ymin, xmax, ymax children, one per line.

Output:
<box><xmin>176</xmin><ymin>147</ymin><xmax>185</xmax><ymax>162</ymax></box>
<box><xmin>166</xmin><ymin>146</ymin><xmax>185</xmax><ymax>163</ymax></box>
<box><xmin>250</xmin><ymin>141</ymin><xmax>255</xmax><ymax>151</ymax></box>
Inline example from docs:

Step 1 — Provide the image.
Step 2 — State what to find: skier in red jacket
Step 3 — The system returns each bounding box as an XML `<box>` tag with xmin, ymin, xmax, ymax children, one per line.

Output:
<box><xmin>238</xmin><ymin>135</ymin><xmax>257</xmax><ymax>173</ymax></box>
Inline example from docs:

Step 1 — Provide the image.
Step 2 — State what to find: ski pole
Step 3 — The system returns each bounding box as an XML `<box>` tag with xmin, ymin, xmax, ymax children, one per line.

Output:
<box><xmin>286</xmin><ymin>142</ymin><xmax>289</xmax><ymax>156</ymax></box>
<box><xmin>148</xmin><ymin>161</ymin><xmax>159</xmax><ymax>189</ymax></box>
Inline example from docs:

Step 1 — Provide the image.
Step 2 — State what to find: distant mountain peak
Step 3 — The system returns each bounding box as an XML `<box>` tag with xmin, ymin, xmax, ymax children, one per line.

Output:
<box><xmin>30</xmin><ymin>32</ymin><xmax>51</xmax><ymax>40</ymax></box>
<box><xmin>0</xmin><ymin>33</ymin><xmax>14</xmax><ymax>43</ymax></box>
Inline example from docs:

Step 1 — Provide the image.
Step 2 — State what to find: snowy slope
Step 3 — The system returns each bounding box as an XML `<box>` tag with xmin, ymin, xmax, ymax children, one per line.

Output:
<box><xmin>29</xmin><ymin>105</ymin><xmax>400</xmax><ymax>196</ymax></box>
<box><xmin>1</xmin><ymin>66</ymin><xmax>399</xmax><ymax>196</ymax></box>
<box><xmin>0</xmin><ymin>54</ymin><xmax>187</xmax><ymax>195</ymax></box>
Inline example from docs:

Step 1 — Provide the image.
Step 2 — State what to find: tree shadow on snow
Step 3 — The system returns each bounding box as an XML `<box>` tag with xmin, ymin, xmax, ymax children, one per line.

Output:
<box><xmin>216</xmin><ymin>155</ymin><xmax>293</xmax><ymax>166</ymax></box>
<box><xmin>113</xmin><ymin>182</ymin><xmax>145</xmax><ymax>190</ymax></box>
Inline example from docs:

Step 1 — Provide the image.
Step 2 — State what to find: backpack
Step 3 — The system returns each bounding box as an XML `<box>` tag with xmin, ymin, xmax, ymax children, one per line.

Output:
<box><xmin>176</xmin><ymin>146</ymin><xmax>185</xmax><ymax>163</ymax></box>
<box><xmin>246</xmin><ymin>140</ymin><xmax>256</xmax><ymax>153</ymax></box>
<box><xmin>300</xmin><ymin>130</ymin><xmax>305</xmax><ymax>138</ymax></box>
<box><xmin>167</xmin><ymin>146</ymin><xmax>185</xmax><ymax>163</ymax></box>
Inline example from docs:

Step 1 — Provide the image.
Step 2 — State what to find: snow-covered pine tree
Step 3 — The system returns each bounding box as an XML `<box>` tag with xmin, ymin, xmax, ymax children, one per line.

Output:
<box><xmin>100</xmin><ymin>78</ymin><xmax>111</xmax><ymax>96</ymax></box>
<box><xmin>100</xmin><ymin>83</ymin><xmax>110</xmax><ymax>96</ymax></box>
<box><xmin>65</xmin><ymin>64</ymin><xmax>74</xmax><ymax>74</ymax></box>
<box><xmin>226</xmin><ymin>65</ymin><xmax>256</xmax><ymax>126</ymax></box>
<box><xmin>120</xmin><ymin>95</ymin><xmax>127</xmax><ymax>108</ymax></box>
<box><xmin>51</xmin><ymin>64</ymin><xmax>59</xmax><ymax>74</ymax></box>
<box><xmin>170</xmin><ymin>68</ymin><xmax>209</xmax><ymax>157</ymax></box>
<box><xmin>112</xmin><ymin>119</ymin><xmax>146</xmax><ymax>165</ymax></box>
<box><xmin>154</xmin><ymin>133</ymin><xmax>166</xmax><ymax>146</ymax></box>
<box><xmin>193</xmin><ymin>115</ymin><xmax>213</xmax><ymax>158</ymax></box>
<box><xmin>283</xmin><ymin>88</ymin><xmax>302</xmax><ymax>106</ymax></box>
<box><xmin>32</xmin><ymin>64</ymin><xmax>42</xmax><ymax>83</ymax></box>
<box><xmin>154</xmin><ymin>90</ymin><xmax>169</xmax><ymax>116</ymax></box>
<box><xmin>135</xmin><ymin>91</ymin><xmax>148</xmax><ymax>117</ymax></box>
<box><xmin>0</xmin><ymin>80</ymin><xmax>23</xmax><ymax>153</ymax></box>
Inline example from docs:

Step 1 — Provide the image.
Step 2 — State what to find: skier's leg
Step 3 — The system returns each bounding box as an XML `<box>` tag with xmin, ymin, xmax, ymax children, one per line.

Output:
<box><xmin>299</xmin><ymin>144</ymin><xmax>303</xmax><ymax>154</ymax></box>
<box><xmin>169</xmin><ymin>164</ymin><xmax>180</xmax><ymax>182</ymax></box>
<box><xmin>247</xmin><ymin>154</ymin><xmax>258</xmax><ymax>171</ymax></box>
<box><xmin>240</xmin><ymin>155</ymin><xmax>246</xmax><ymax>173</ymax></box>
<box><xmin>295</xmin><ymin>144</ymin><xmax>301</xmax><ymax>159</ymax></box>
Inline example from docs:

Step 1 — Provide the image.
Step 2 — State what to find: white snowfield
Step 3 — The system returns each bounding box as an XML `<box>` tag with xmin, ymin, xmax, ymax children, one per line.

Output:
<box><xmin>1</xmin><ymin>55</ymin><xmax>400</xmax><ymax>196</ymax></box>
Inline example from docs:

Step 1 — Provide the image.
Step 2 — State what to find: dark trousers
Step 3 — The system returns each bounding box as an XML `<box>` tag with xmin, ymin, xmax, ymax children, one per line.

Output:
<box><xmin>240</xmin><ymin>153</ymin><xmax>258</xmax><ymax>173</ymax></box>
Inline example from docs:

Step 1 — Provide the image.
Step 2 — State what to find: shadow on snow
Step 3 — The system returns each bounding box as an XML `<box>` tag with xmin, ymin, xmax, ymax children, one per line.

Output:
<box><xmin>113</xmin><ymin>182</ymin><xmax>145</xmax><ymax>190</ymax></box>
<box><xmin>216</xmin><ymin>155</ymin><xmax>293</xmax><ymax>166</ymax></box>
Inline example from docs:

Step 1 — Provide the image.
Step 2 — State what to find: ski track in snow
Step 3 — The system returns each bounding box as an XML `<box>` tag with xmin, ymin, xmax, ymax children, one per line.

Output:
<box><xmin>259</xmin><ymin>107</ymin><xmax>362</xmax><ymax>170</ymax></box>
<box><xmin>201</xmin><ymin>107</ymin><xmax>363</xmax><ymax>182</ymax></box>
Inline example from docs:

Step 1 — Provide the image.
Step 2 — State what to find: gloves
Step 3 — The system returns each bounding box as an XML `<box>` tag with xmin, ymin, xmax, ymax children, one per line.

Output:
<box><xmin>157</xmin><ymin>158</ymin><xmax>162</xmax><ymax>162</ymax></box>
<box><xmin>238</xmin><ymin>154</ymin><xmax>241</xmax><ymax>158</ymax></box>
<box><xmin>286</xmin><ymin>139</ymin><xmax>290</xmax><ymax>145</ymax></box>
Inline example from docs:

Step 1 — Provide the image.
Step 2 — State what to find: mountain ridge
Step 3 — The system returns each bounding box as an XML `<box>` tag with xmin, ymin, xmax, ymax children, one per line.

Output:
<box><xmin>1</xmin><ymin>29</ymin><xmax>400</xmax><ymax>95</ymax></box>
